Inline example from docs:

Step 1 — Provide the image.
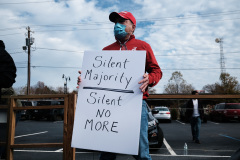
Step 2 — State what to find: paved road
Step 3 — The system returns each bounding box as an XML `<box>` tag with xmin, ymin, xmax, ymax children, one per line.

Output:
<box><xmin>12</xmin><ymin>119</ymin><xmax>240</xmax><ymax>160</ymax></box>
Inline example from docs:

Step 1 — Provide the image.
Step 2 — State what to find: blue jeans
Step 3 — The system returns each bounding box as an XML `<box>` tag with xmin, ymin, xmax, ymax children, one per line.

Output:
<box><xmin>190</xmin><ymin>117</ymin><xmax>201</xmax><ymax>141</ymax></box>
<box><xmin>99</xmin><ymin>100</ymin><xmax>152</xmax><ymax>160</ymax></box>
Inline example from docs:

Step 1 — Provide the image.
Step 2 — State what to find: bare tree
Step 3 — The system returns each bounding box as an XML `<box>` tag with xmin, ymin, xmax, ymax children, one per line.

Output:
<box><xmin>202</xmin><ymin>84</ymin><xmax>217</xmax><ymax>93</ymax></box>
<box><xmin>56</xmin><ymin>87</ymin><xmax>64</xmax><ymax>94</ymax></box>
<box><xmin>164</xmin><ymin>71</ymin><xmax>195</xmax><ymax>94</ymax></box>
<box><xmin>203</xmin><ymin>72</ymin><xmax>239</xmax><ymax>94</ymax></box>
<box><xmin>14</xmin><ymin>86</ymin><xmax>27</xmax><ymax>95</ymax></box>
<box><xmin>148</xmin><ymin>87</ymin><xmax>157</xmax><ymax>94</ymax></box>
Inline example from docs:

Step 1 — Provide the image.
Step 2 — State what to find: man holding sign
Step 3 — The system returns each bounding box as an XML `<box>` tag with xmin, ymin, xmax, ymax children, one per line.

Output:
<box><xmin>77</xmin><ymin>11</ymin><xmax>162</xmax><ymax>160</ymax></box>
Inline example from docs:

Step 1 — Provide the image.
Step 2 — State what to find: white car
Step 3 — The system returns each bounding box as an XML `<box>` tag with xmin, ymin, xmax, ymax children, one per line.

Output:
<box><xmin>152</xmin><ymin>106</ymin><xmax>171</xmax><ymax>123</ymax></box>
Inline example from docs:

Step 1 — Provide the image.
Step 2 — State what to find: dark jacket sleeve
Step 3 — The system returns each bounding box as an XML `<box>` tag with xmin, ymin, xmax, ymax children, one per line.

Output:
<box><xmin>185</xmin><ymin>100</ymin><xmax>192</xmax><ymax>119</ymax></box>
<box><xmin>198</xmin><ymin>100</ymin><xmax>204</xmax><ymax>119</ymax></box>
<box><xmin>0</xmin><ymin>48</ymin><xmax>16</xmax><ymax>88</ymax></box>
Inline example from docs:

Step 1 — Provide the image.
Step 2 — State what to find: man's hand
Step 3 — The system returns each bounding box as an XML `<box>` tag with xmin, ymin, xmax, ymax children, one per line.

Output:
<box><xmin>77</xmin><ymin>71</ymin><xmax>81</xmax><ymax>89</ymax></box>
<box><xmin>138</xmin><ymin>73</ymin><xmax>149</xmax><ymax>92</ymax></box>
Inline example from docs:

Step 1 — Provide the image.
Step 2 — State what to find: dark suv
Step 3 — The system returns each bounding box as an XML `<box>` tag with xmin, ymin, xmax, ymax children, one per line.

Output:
<box><xmin>20</xmin><ymin>100</ymin><xmax>37</xmax><ymax>120</ymax></box>
<box><xmin>210</xmin><ymin>103</ymin><xmax>240</xmax><ymax>122</ymax></box>
<box><xmin>147</xmin><ymin>104</ymin><xmax>164</xmax><ymax>148</ymax></box>
<box><xmin>32</xmin><ymin>100</ymin><xmax>64</xmax><ymax>121</ymax></box>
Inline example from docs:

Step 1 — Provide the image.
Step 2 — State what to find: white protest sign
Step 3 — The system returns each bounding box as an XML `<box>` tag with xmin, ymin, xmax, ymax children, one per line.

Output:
<box><xmin>71</xmin><ymin>51</ymin><xmax>146</xmax><ymax>155</ymax></box>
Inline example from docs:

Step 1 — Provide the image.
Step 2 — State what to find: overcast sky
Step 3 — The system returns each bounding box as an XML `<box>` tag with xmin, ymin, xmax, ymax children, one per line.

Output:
<box><xmin>1</xmin><ymin>0</ymin><xmax>240</xmax><ymax>93</ymax></box>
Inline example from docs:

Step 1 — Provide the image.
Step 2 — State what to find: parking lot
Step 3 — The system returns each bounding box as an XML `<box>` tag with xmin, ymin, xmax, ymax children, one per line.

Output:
<box><xmin>11</xmin><ymin>119</ymin><xmax>240</xmax><ymax>160</ymax></box>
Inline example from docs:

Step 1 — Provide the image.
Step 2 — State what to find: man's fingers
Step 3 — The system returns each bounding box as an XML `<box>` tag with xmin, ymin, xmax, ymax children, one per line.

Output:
<box><xmin>77</xmin><ymin>76</ymin><xmax>81</xmax><ymax>84</ymax></box>
<box><xmin>140</xmin><ymin>83</ymin><xmax>148</xmax><ymax>92</ymax></box>
<box><xmin>138</xmin><ymin>73</ymin><xmax>149</xmax><ymax>92</ymax></box>
<box><xmin>139</xmin><ymin>73</ymin><xmax>149</xmax><ymax>84</ymax></box>
<box><xmin>140</xmin><ymin>81</ymin><xmax>148</xmax><ymax>92</ymax></box>
<box><xmin>138</xmin><ymin>77</ymin><xmax>148</xmax><ymax>84</ymax></box>
<box><xmin>76</xmin><ymin>70</ymin><xmax>82</xmax><ymax>88</ymax></box>
<box><xmin>138</xmin><ymin>79</ymin><xmax>143</xmax><ymax>84</ymax></box>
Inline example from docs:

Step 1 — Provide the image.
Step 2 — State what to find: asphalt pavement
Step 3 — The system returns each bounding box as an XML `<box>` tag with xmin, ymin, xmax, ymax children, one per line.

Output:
<box><xmin>11</xmin><ymin>119</ymin><xmax>240</xmax><ymax>160</ymax></box>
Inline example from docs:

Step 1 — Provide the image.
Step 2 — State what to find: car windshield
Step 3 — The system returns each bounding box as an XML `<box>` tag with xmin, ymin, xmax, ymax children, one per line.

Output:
<box><xmin>37</xmin><ymin>101</ymin><xmax>52</xmax><ymax>106</ymax></box>
<box><xmin>225</xmin><ymin>104</ymin><xmax>240</xmax><ymax>109</ymax></box>
<box><xmin>21</xmin><ymin>101</ymin><xmax>32</xmax><ymax>106</ymax></box>
<box><xmin>156</xmin><ymin>108</ymin><xmax>169</xmax><ymax>111</ymax></box>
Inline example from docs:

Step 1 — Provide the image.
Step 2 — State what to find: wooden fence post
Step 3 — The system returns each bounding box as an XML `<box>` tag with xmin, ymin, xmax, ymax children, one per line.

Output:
<box><xmin>7</xmin><ymin>97</ymin><xmax>16</xmax><ymax>160</ymax></box>
<box><xmin>63</xmin><ymin>94</ymin><xmax>76</xmax><ymax>160</ymax></box>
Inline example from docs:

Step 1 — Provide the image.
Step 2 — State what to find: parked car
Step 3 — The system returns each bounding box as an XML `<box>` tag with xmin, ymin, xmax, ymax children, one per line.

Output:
<box><xmin>147</xmin><ymin>105</ymin><xmax>164</xmax><ymax>148</ymax></box>
<box><xmin>152</xmin><ymin>106</ymin><xmax>171</xmax><ymax>123</ymax></box>
<box><xmin>179</xmin><ymin>102</ymin><xmax>208</xmax><ymax>123</ymax></box>
<box><xmin>20</xmin><ymin>100</ymin><xmax>37</xmax><ymax>120</ymax></box>
<box><xmin>32</xmin><ymin>100</ymin><xmax>64</xmax><ymax>121</ymax></box>
<box><xmin>210</xmin><ymin>103</ymin><xmax>240</xmax><ymax>122</ymax></box>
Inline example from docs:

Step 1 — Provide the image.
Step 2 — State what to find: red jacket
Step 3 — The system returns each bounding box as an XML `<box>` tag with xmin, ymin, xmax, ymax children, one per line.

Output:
<box><xmin>103</xmin><ymin>35</ymin><xmax>162</xmax><ymax>99</ymax></box>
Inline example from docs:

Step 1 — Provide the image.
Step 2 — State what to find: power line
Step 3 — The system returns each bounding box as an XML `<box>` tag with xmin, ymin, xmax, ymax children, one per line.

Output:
<box><xmin>1</xmin><ymin>15</ymin><xmax>236</xmax><ymax>35</ymax></box>
<box><xmin>0</xmin><ymin>23</ymin><xmax>111</xmax><ymax>31</ymax></box>
<box><xmin>155</xmin><ymin>51</ymin><xmax>240</xmax><ymax>56</ymax></box>
<box><xmin>0</xmin><ymin>0</ymin><xmax>76</xmax><ymax>5</ymax></box>
<box><xmin>36</xmin><ymin>47</ymin><xmax>84</xmax><ymax>53</ymax></box>
<box><xmin>34</xmin><ymin>48</ymin><xmax>240</xmax><ymax>56</ymax></box>
<box><xmin>8</xmin><ymin>46</ymin><xmax>240</xmax><ymax>56</ymax></box>
<box><xmin>1</xmin><ymin>16</ymin><xmax>239</xmax><ymax>37</ymax></box>
<box><xmin>23</xmin><ymin>17</ymin><xmax>240</xmax><ymax>33</ymax></box>
<box><xmin>15</xmin><ymin>66</ymin><xmax>240</xmax><ymax>70</ymax></box>
<box><xmin>1</xmin><ymin>10</ymin><xmax>240</xmax><ymax>31</ymax></box>
<box><xmin>9</xmin><ymin>51</ymin><xmax>25</xmax><ymax>54</ymax></box>
<box><xmin>0</xmin><ymin>27</ymin><xmax>25</xmax><ymax>31</ymax></box>
<box><xmin>8</xmin><ymin>46</ymin><xmax>237</xmax><ymax>53</ymax></box>
<box><xmin>161</xmin><ymin>68</ymin><xmax>240</xmax><ymax>70</ymax></box>
<box><xmin>16</xmin><ymin>66</ymin><xmax>79</xmax><ymax>69</ymax></box>
<box><xmin>150</xmin><ymin>17</ymin><xmax>240</xmax><ymax>27</ymax></box>
<box><xmin>0</xmin><ymin>33</ymin><xmax>23</xmax><ymax>36</ymax></box>
<box><xmin>30</xmin><ymin>22</ymin><xmax>112</xmax><ymax>28</ymax></box>
<box><xmin>8</xmin><ymin>15</ymin><xmax>233</xmax><ymax>33</ymax></box>
<box><xmin>138</xmin><ymin>10</ymin><xmax>240</xmax><ymax>21</ymax></box>
<box><xmin>15</xmin><ymin>61</ymin><xmax>27</xmax><ymax>64</ymax></box>
<box><xmin>32</xmin><ymin>66</ymin><xmax>79</xmax><ymax>68</ymax></box>
<box><xmin>22</xmin><ymin>10</ymin><xmax>240</xmax><ymax>27</ymax></box>
<box><xmin>34</xmin><ymin>28</ymin><xmax>113</xmax><ymax>32</ymax></box>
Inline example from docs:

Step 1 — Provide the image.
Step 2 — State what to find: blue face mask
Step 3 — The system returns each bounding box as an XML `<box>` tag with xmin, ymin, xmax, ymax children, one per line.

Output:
<box><xmin>114</xmin><ymin>23</ymin><xmax>128</xmax><ymax>40</ymax></box>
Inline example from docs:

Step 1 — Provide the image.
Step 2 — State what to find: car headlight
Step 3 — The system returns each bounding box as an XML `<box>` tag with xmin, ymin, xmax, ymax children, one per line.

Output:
<box><xmin>148</xmin><ymin>119</ymin><xmax>156</xmax><ymax>127</ymax></box>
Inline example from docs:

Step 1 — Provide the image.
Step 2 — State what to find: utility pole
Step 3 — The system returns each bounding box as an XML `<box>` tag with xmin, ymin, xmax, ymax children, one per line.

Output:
<box><xmin>23</xmin><ymin>26</ymin><xmax>34</xmax><ymax>95</ymax></box>
<box><xmin>215</xmin><ymin>38</ymin><xmax>225</xmax><ymax>74</ymax></box>
<box><xmin>27</xmin><ymin>27</ymin><xmax>31</xmax><ymax>95</ymax></box>
<box><xmin>62</xmin><ymin>74</ymin><xmax>71</xmax><ymax>94</ymax></box>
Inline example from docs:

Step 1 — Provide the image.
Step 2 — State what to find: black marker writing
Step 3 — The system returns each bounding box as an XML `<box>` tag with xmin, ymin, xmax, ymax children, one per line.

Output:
<box><xmin>84</xmin><ymin>70</ymin><xmax>132</xmax><ymax>89</ymax></box>
<box><xmin>96</xmin><ymin>109</ymin><xmax>111</xmax><ymax>118</ymax></box>
<box><xmin>87</xmin><ymin>92</ymin><xmax>122</xmax><ymax>106</ymax></box>
<box><xmin>93</xmin><ymin>56</ymin><xmax>130</xmax><ymax>69</ymax></box>
<box><xmin>84</xmin><ymin>119</ymin><xmax>118</xmax><ymax>133</ymax></box>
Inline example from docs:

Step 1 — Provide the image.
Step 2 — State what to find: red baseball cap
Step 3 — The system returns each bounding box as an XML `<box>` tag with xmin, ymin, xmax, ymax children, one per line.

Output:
<box><xmin>109</xmin><ymin>11</ymin><xmax>136</xmax><ymax>25</ymax></box>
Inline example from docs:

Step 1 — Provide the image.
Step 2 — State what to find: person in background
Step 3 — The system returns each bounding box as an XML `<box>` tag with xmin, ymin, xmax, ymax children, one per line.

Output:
<box><xmin>78</xmin><ymin>11</ymin><xmax>162</xmax><ymax>160</ymax></box>
<box><xmin>186</xmin><ymin>90</ymin><xmax>204</xmax><ymax>144</ymax></box>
